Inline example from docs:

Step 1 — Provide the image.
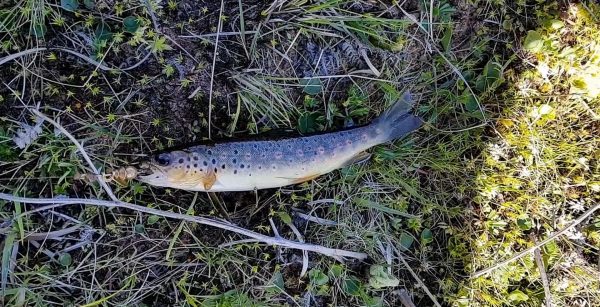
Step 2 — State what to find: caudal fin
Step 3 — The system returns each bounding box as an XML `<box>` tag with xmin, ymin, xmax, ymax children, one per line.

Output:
<box><xmin>372</xmin><ymin>92</ymin><xmax>423</xmax><ymax>143</ymax></box>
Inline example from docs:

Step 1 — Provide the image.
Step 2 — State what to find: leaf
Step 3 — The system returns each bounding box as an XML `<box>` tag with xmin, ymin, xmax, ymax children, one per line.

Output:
<box><xmin>277</xmin><ymin>211</ymin><xmax>292</xmax><ymax>224</ymax></box>
<box><xmin>342</xmin><ymin>276</ymin><xmax>361</xmax><ymax>296</ymax></box>
<box><xmin>83</xmin><ymin>0</ymin><xmax>95</xmax><ymax>9</ymax></box>
<box><xmin>517</xmin><ymin>217</ymin><xmax>533</xmax><ymax>230</ymax></box>
<box><xmin>523</xmin><ymin>30</ymin><xmax>544</xmax><ymax>52</ymax></box>
<box><xmin>61</xmin><ymin>0</ymin><xmax>79</xmax><ymax>12</ymax></box>
<box><xmin>297</xmin><ymin>112</ymin><xmax>318</xmax><ymax>134</ymax></box>
<box><xmin>123</xmin><ymin>16</ymin><xmax>140</xmax><ymax>33</ymax></box>
<box><xmin>399</xmin><ymin>231</ymin><xmax>414</xmax><ymax>251</ymax></box>
<box><xmin>329</xmin><ymin>264</ymin><xmax>343</xmax><ymax>277</ymax></box>
<box><xmin>420</xmin><ymin>228</ymin><xmax>433</xmax><ymax>245</ymax></box>
<box><xmin>368</xmin><ymin>265</ymin><xmax>400</xmax><ymax>289</ymax></box>
<box><xmin>95</xmin><ymin>22</ymin><xmax>112</xmax><ymax>41</ymax></box>
<box><xmin>266</xmin><ymin>271</ymin><xmax>285</xmax><ymax>294</ymax></box>
<box><xmin>460</xmin><ymin>92</ymin><xmax>479</xmax><ymax>112</ymax></box>
<box><xmin>299</xmin><ymin>78</ymin><xmax>322</xmax><ymax>95</ymax></box>
<box><xmin>58</xmin><ymin>253</ymin><xmax>72</xmax><ymax>267</ymax></box>
<box><xmin>147</xmin><ymin>215</ymin><xmax>160</xmax><ymax>225</ymax></box>
<box><xmin>441</xmin><ymin>26</ymin><xmax>453</xmax><ymax>53</ymax></box>
<box><xmin>1</xmin><ymin>231</ymin><xmax>16</xmax><ymax>293</ymax></box>
<box><xmin>309</xmin><ymin>268</ymin><xmax>329</xmax><ymax>286</ymax></box>
<box><xmin>134</xmin><ymin>224</ymin><xmax>145</xmax><ymax>234</ymax></box>
<box><xmin>508</xmin><ymin>290</ymin><xmax>529</xmax><ymax>303</ymax></box>
<box><xmin>30</xmin><ymin>23</ymin><xmax>47</xmax><ymax>38</ymax></box>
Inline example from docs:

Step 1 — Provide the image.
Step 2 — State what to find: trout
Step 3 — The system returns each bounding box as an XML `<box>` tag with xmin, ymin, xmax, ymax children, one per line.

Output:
<box><xmin>138</xmin><ymin>93</ymin><xmax>422</xmax><ymax>192</ymax></box>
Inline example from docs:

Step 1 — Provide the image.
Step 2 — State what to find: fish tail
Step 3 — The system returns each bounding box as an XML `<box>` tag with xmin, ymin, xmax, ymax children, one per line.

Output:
<box><xmin>372</xmin><ymin>92</ymin><xmax>423</xmax><ymax>143</ymax></box>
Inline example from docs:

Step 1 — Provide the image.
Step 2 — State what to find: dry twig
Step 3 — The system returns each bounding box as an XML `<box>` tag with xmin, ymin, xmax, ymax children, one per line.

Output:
<box><xmin>0</xmin><ymin>193</ymin><xmax>368</xmax><ymax>261</ymax></box>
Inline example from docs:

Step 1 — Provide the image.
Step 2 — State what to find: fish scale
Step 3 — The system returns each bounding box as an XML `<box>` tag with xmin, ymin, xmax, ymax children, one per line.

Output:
<box><xmin>138</xmin><ymin>93</ymin><xmax>423</xmax><ymax>192</ymax></box>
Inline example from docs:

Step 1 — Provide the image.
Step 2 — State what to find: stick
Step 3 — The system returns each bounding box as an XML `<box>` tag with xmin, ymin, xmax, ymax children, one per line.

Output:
<box><xmin>30</xmin><ymin>110</ymin><xmax>119</xmax><ymax>202</ymax></box>
<box><xmin>0</xmin><ymin>193</ymin><xmax>368</xmax><ymax>261</ymax></box>
<box><xmin>471</xmin><ymin>202</ymin><xmax>600</xmax><ymax>278</ymax></box>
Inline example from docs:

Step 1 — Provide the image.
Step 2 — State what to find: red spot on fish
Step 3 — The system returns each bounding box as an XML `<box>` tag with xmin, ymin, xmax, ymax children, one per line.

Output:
<box><xmin>296</xmin><ymin>149</ymin><xmax>304</xmax><ymax>157</ymax></box>
<box><xmin>317</xmin><ymin>146</ymin><xmax>325</xmax><ymax>155</ymax></box>
<box><xmin>346</xmin><ymin>139</ymin><xmax>353</xmax><ymax>146</ymax></box>
<box><xmin>275</xmin><ymin>152</ymin><xmax>283</xmax><ymax>159</ymax></box>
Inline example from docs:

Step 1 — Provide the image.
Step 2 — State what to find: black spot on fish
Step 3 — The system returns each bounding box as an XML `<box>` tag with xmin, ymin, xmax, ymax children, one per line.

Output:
<box><xmin>193</xmin><ymin>156</ymin><xmax>198</xmax><ymax>161</ymax></box>
<box><xmin>249</xmin><ymin>173</ymin><xmax>252</xmax><ymax>177</ymax></box>
<box><xmin>240</xmin><ymin>164</ymin><xmax>245</xmax><ymax>169</ymax></box>
<box><xmin>234</xmin><ymin>170</ymin><xmax>237</xmax><ymax>174</ymax></box>
<box><xmin>258</xmin><ymin>166</ymin><xmax>262</xmax><ymax>170</ymax></box>
<box><xmin>234</xmin><ymin>150</ymin><xmax>239</xmax><ymax>154</ymax></box>
<box><xmin>232</xmin><ymin>159</ymin><xmax>237</xmax><ymax>164</ymax></box>
<box><xmin>203</xmin><ymin>161</ymin><xmax>208</xmax><ymax>166</ymax></box>
<box><xmin>186</xmin><ymin>165</ymin><xmax>190</xmax><ymax>169</ymax></box>
<box><xmin>212</xmin><ymin>159</ymin><xmax>216</xmax><ymax>164</ymax></box>
<box><xmin>178</xmin><ymin>158</ymin><xmax>184</xmax><ymax>163</ymax></box>
<box><xmin>221</xmin><ymin>164</ymin><xmax>226</xmax><ymax>169</ymax></box>
<box><xmin>207</xmin><ymin>150</ymin><xmax>212</xmax><ymax>155</ymax></box>
<box><xmin>187</xmin><ymin>157</ymin><xmax>191</xmax><ymax>161</ymax></box>
<box><xmin>194</xmin><ymin>163</ymin><xmax>198</xmax><ymax>167</ymax></box>
<box><xmin>214</xmin><ymin>167</ymin><xmax>218</xmax><ymax>173</ymax></box>
<box><xmin>253</xmin><ymin>144</ymin><xmax>258</xmax><ymax>149</ymax></box>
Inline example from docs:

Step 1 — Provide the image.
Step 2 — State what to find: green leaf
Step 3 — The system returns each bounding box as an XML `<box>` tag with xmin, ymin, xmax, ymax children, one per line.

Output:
<box><xmin>399</xmin><ymin>231</ymin><xmax>414</xmax><ymax>251</ymax></box>
<box><xmin>147</xmin><ymin>215</ymin><xmax>160</xmax><ymax>225</ymax></box>
<box><xmin>95</xmin><ymin>22</ymin><xmax>112</xmax><ymax>41</ymax></box>
<box><xmin>58</xmin><ymin>253</ymin><xmax>72</xmax><ymax>267</ymax></box>
<box><xmin>309</xmin><ymin>268</ymin><xmax>329</xmax><ymax>286</ymax></box>
<box><xmin>277</xmin><ymin>211</ymin><xmax>292</xmax><ymax>224</ymax></box>
<box><xmin>508</xmin><ymin>290</ymin><xmax>529</xmax><ymax>303</ymax></box>
<box><xmin>266</xmin><ymin>271</ymin><xmax>285</xmax><ymax>294</ymax></box>
<box><xmin>83</xmin><ymin>0</ymin><xmax>95</xmax><ymax>9</ymax></box>
<box><xmin>1</xmin><ymin>231</ymin><xmax>16</xmax><ymax>292</ymax></box>
<box><xmin>441</xmin><ymin>26</ymin><xmax>452</xmax><ymax>53</ymax></box>
<box><xmin>342</xmin><ymin>276</ymin><xmax>361</xmax><ymax>296</ymax></box>
<box><xmin>30</xmin><ymin>23</ymin><xmax>47</xmax><ymax>38</ymax></box>
<box><xmin>123</xmin><ymin>16</ymin><xmax>140</xmax><ymax>33</ymax></box>
<box><xmin>420</xmin><ymin>228</ymin><xmax>433</xmax><ymax>245</ymax></box>
<box><xmin>134</xmin><ymin>224</ymin><xmax>145</xmax><ymax>234</ymax></box>
<box><xmin>297</xmin><ymin>112</ymin><xmax>318</xmax><ymax>134</ymax></box>
<box><xmin>299</xmin><ymin>78</ymin><xmax>322</xmax><ymax>95</ymax></box>
<box><xmin>329</xmin><ymin>264</ymin><xmax>343</xmax><ymax>278</ymax></box>
<box><xmin>368</xmin><ymin>265</ymin><xmax>400</xmax><ymax>289</ymax></box>
<box><xmin>523</xmin><ymin>30</ymin><xmax>544</xmax><ymax>52</ymax></box>
<box><xmin>460</xmin><ymin>92</ymin><xmax>479</xmax><ymax>112</ymax></box>
<box><xmin>61</xmin><ymin>0</ymin><xmax>79</xmax><ymax>12</ymax></box>
<box><xmin>517</xmin><ymin>217</ymin><xmax>533</xmax><ymax>230</ymax></box>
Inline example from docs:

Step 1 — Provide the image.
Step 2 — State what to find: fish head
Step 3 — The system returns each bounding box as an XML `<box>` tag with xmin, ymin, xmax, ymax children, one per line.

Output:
<box><xmin>137</xmin><ymin>150</ymin><xmax>215</xmax><ymax>191</ymax></box>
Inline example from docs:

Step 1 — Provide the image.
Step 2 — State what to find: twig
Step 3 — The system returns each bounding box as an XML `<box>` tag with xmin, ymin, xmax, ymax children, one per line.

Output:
<box><xmin>472</xmin><ymin>201</ymin><xmax>600</xmax><ymax>278</ymax></box>
<box><xmin>30</xmin><ymin>109</ymin><xmax>119</xmax><ymax>202</ymax></box>
<box><xmin>0</xmin><ymin>193</ymin><xmax>368</xmax><ymax>261</ymax></box>
<box><xmin>207</xmin><ymin>0</ymin><xmax>225</xmax><ymax>139</ymax></box>
<box><xmin>392</xmin><ymin>244</ymin><xmax>442</xmax><ymax>307</ymax></box>
<box><xmin>292</xmin><ymin>211</ymin><xmax>338</xmax><ymax>226</ymax></box>
<box><xmin>532</xmin><ymin>234</ymin><xmax>552</xmax><ymax>307</ymax></box>
<box><xmin>288</xmin><ymin>222</ymin><xmax>309</xmax><ymax>277</ymax></box>
<box><xmin>179</xmin><ymin>30</ymin><xmax>258</xmax><ymax>39</ymax></box>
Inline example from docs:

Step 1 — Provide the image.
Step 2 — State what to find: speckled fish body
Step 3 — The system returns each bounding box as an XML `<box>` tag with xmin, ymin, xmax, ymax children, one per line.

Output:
<box><xmin>138</xmin><ymin>93</ymin><xmax>422</xmax><ymax>192</ymax></box>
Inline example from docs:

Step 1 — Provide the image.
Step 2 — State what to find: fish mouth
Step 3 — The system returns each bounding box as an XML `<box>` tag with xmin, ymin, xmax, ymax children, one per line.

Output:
<box><xmin>136</xmin><ymin>162</ymin><xmax>167</xmax><ymax>182</ymax></box>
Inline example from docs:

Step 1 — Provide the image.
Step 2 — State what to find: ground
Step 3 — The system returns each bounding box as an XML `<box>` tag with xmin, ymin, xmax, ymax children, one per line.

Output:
<box><xmin>0</xmin><ymin>0</ymin><xmax>599</xmax><ymax>306</ymax></box>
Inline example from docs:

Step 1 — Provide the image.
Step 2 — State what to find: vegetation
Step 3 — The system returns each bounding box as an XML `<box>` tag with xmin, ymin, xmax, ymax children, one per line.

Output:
<box><xmin>0</xmin><ymin>0</ymin><xmax>598</xmax><ymax>306</ymax></box>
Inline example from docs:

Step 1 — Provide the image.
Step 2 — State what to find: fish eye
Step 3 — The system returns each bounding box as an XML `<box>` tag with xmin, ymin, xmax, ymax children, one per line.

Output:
<box><xmin>155</xmin><ymin>153</ymin><xmax>171</xmax><ymax>166</ymax></box>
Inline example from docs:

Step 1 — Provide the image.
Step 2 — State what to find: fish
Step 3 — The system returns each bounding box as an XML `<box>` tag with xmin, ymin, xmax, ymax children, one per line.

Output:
<box><xmin>137</xmin><ymin>92</ymin><xmax>422</xmax><ymax>192</ymax></box>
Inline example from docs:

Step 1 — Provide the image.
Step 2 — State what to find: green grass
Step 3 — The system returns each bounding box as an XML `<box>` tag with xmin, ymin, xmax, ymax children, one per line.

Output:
<box><xmin>1</xmin><ymin>0</ymin><xmax>599</xmax><ymax>306</ymax></box>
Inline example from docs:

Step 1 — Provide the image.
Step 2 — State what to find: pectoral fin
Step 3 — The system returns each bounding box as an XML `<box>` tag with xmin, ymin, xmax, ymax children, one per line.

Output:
<box><xmin>341</xmin><ymin>151</ymin><xmax>372</xmax><ymax>167</ymax></box>
<box><xmin>290</xmin><ymin>173</ymin><xmax>321</xmax><ymax>184</ymax></box>
<box><xmin>203</xmin><ymin>169</ymin><xmax>217</xmax><ymax>190</ymax></box>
